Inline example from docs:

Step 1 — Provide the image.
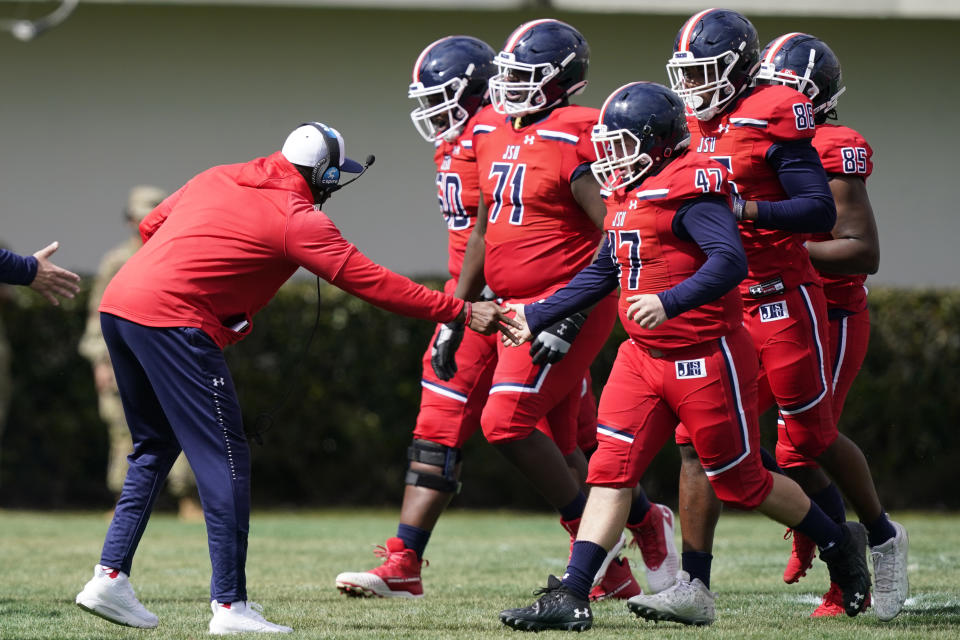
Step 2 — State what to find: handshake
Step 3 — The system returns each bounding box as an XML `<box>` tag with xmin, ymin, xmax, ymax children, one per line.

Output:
<box><xmin>500</xmin><ymin>305</ymin><xmax>586</xmax><ymax>366</ymax></box>
<box><xmin>432</xmin><ymin>301</ymin><xmax>594</xmax><ymax>381</ymax></box>
<box><xmin>432</xmin><ymin>294</ymin><xmax>669</xmax><ymax>380</ymax></box>
<box><xmin>430</xmin><ymin>300</ymin><xmax>521</xmax><ymax>381</ymax></box>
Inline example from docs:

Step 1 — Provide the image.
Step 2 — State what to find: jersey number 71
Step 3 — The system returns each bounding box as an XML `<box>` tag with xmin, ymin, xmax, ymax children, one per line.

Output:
<box><xmin>488</xmin><ymin>162</ymin><xmax>527</xmax><ymax>225</ymax></box>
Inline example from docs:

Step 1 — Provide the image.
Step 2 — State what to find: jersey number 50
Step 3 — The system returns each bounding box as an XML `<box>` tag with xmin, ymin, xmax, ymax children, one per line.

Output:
<box><xmin>437</xmin><ymin>172</ymin><xmax>470</xmax><ymax>230</ymax></box>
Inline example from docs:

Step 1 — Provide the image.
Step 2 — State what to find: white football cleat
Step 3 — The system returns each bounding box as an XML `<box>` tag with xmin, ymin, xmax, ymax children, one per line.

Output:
<box><xmin>871</xmin><ymin>520</ymin><xmax>909</xmax><ymax>621</ymax></box>
<box><xmin>628</xmin><ymin>503</ymin><xmax>681</xmax><ymax>593</ymax></box>
<box><xmin>75</xmin><ymin>564</ymin><xmax>159</xmax><ymax>629</ymax></box>
<box><xmin>626</xmin><ymin>570</ymin><xmax>716</xmax><ymax>626</ymax></box>
<box><xmin>208</xmin><ymin>600</ymin><xmax>292</xmax><ymax>634</ymax></box>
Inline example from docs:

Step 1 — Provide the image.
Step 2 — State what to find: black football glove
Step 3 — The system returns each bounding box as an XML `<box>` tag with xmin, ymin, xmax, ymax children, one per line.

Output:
<box><xmin>431</xmin><ymin>321</ymin><xmax>465</xmax><ymax>381</ymax></box>
<box><xmin>529</xmin><ymin>312</ymin><xmax>586</xmax><ymax>365</ymax></box>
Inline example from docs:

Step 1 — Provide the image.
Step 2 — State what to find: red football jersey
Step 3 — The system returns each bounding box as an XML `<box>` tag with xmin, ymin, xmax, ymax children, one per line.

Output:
<box><xmin>471</xmin><ymin>105</ymin><xmax>602</xmax><ymax>300</ymax></box>
<box><xmin>434</xmin><ymin>113</ymin><xmax>483</xmax><ymax>282</ymax></box>
<box><xmin>604</xmin><ymin>152</ymin><xmax>743</xmax><ymax>350</ymax></box>
<box><xmin>811</xmin><ymin>123</ymin><xmax>874</xmax><ymax>313</ymax></box>
<box><xmin>687</xmin><ymin>84</ymin><xmax>820</xmax><ymax>293</ymax></box>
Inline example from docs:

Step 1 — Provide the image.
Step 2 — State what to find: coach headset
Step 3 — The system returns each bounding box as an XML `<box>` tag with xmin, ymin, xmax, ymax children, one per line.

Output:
<box><xmin>299</xmin><ymin>122</ymin><xmax>375</xmax><ymax>207</ymax></box>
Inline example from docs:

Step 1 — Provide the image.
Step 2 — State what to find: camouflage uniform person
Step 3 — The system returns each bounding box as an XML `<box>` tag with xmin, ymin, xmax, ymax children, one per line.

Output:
<box><xmin>78</xmin><ymin>186</ymin><xmax>202</xmax><ymax>521</ymax></box>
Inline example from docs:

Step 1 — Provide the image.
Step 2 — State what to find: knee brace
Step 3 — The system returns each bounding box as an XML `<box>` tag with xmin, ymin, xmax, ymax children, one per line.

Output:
<box><xmin>405</xmin><ymin>439</ymin><xmax>462</xmax><ymax>494</ymax></box>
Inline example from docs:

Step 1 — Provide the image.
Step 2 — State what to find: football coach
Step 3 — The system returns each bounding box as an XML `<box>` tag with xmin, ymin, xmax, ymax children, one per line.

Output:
<box><xmin>75</xmin><ymin>122</ymin><xmax>518</xmax><ymax>634</ymax></box>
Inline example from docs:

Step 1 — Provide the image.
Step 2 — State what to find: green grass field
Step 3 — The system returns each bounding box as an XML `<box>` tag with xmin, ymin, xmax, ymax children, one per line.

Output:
<box><xmin>0</xmin><ymin>509</ymin><xmax>957</xmax><ymax>639</ymax></box>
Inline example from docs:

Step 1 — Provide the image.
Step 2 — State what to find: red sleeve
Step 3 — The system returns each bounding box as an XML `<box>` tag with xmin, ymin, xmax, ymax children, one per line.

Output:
<box><xmin>284</xmin><ymin>200</ymin><xmax>464</xmax><ymax>323</ymax></box>
<box><xmin>139</xmin><ymin>183</ymin><xmax>188</xmax><ymax>242</ymax></box>
<box><xmin>330</xmin><ymin>251</ymin><xmax>465</xmax><ymax>323</ymax></box>
<box><xmin>557</xmin><ymin>107</ymin><xmax>599</xmax><ymax>183</ymax></box>
<box><xmin>813</xmin><ymin>125</ymin><xmax>874</xmax><ymax>179</ymax></box>
<box><xmin>763</xmin><ymin>87</ymin><xmax>816</xmax><ymax>142</ymax></box>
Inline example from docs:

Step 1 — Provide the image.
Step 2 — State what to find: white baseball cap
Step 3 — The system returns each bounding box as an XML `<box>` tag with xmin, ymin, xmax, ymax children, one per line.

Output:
<box><xmin>281</xmin><ymin>122</ymin><xmax>364</xmax><ymax>174</ymax></box>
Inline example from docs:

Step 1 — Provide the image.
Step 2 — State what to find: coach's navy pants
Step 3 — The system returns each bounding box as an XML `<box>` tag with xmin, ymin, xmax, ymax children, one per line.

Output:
<box><xmin>99</xmin><ymin>313</ymin><xmax>250</xmax><ymax>603</ymax></box>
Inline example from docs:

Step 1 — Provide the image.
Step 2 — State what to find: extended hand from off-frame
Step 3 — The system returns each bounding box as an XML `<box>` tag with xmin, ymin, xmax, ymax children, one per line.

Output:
<box><xmin>30</xmin><ymin>241</ymin><xmax>80</xmax><ymax>306</ymax></box>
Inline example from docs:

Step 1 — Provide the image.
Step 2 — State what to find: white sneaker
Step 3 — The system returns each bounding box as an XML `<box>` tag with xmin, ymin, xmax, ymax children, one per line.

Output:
<box><xmin>209</xmin><ymin>600</ymin><xmax>293</xmax><ymax>634</ymax></box>
<box><xmin>75</xmin><ymin>564</ymin><xmax>159</xmax><ymax>628</ymax></box>
<box><xmin>591</xmin><ymin>533</ymin><xmax>627</xmax><ymax>587</ymax></box>
<box><xmin>871</xmin><ymin>520</ymin><xmax>909</xmax><ymax>621</ymax></box>
<box><xmin>626</xmin><ymin>570</ymin><xmax>715</xmax><ymax>626</ymax></box>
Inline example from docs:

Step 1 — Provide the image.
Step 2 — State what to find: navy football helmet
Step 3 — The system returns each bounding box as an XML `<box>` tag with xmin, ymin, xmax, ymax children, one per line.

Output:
<box><xmin>666</xmin><ymin>8</ymin><xmax>760</xmax><ymax>121</ymax></box>
<box><xmin>489</xmin><ymin>19</ymin><xmax>589</xmax><ymax>116</ymax></box>
<box><xmin>591</xmin><ymin>82</ymin><xmax>690</xmax><ymax>191</ymax></box>
<box><xmin>409</xmin><ymin>35</ymin><xmax>496</xmax><ymax>143</ymax></box>
<box><xmin>756</xmin><ymin>33</ymin><xmax>845</xmax><ymax>123</ymax></box>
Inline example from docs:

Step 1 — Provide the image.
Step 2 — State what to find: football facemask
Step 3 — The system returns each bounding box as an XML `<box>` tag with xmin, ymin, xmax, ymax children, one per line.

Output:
<box><xmin>409</xmin><ymin>75</ymin><xmax>472</xmax><ymax>143</ymax></box>
<box><xmin>667</xmin><ymin>45</ymin><xmax>745</xmax><ymax>121</ymax></box>
<box><xmin>590</xmin><ymin>125</ymin><xmax>653</xmax><ymax>191</ymax></box>
<box><xmin>489</xmin><ymin>51</ymin><xmax>573</xmax><ymax>116</ymax></box>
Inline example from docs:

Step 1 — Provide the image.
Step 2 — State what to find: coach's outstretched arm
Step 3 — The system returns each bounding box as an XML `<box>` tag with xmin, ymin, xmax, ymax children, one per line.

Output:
<box><xmin>285</xmin><ymin>209</ymin><xmax>518</xmax><ymax>341</ymax></box>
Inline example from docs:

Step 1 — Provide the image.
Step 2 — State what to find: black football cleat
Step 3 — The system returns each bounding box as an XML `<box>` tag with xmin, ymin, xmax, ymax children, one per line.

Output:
<box><xmin>500</xmin><ymin>575</ymin><xmax>593</xmax><ymax>632</ymax></box>
<box><xmin>819</xmin><ymin>521</ymin><xmax>872</xmax><ymax>617</ymax></box>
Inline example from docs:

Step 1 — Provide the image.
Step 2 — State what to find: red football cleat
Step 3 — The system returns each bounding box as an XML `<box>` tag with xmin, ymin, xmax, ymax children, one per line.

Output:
<box><xmin>589</xmin><ymin>556</ymin><xmax>642</xmax><ymax>601</ymax></box>
<box><xmin>335</xmin><ymin>537</ymin><xmax>425</xmax><ymax>598</ymax></box>
<box><xmin>811</xmin><ymin>582</ymin><xmax>871</xmax><ymax>617</ymax></box>
<box><xmin>783</xmin><ymin>528</ymin><xmax>817</xmax><ymax>584</ymax></box>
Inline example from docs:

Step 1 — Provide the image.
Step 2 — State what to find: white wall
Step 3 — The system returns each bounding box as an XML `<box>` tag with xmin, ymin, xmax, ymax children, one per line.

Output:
<box><xmin>0</xmin><ymin>5</ymin><xmax>956</xmax><ymax>287</ymax></box>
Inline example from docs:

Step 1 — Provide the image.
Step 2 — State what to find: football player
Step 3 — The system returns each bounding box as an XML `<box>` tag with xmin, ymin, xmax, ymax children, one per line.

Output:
<box><xmin>454</xmin><ymin>19</ymin><xmax>678</xmax><ymax>600</ymax></box>
<box><xmin>755</xmin><ymin>32</ymin><xmax>905</xmax><ymax>620</ymax></box>
<box><xmin>663</xmin><ymin>8</ymin><xmax>901</xmax><ymax>622</ymax></box>
<box><xmin>498</xmin><ymin>81</ymin><xmax>871</xmax><ymax>632</ymax></box>
<box><xmin>334</xmin><ymin>35</ymin><xmax>500</xmax><ymax>599</ymax></box>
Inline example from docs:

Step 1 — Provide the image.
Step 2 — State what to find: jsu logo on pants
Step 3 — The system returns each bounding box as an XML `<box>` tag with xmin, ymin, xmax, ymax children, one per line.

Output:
<box><xmin>676</xmin><ymin>358</ymin><xmax>707</xmax><ymax>379</ymax></box>
<box><xmin>759</xmin><ymin>301</ymin><xmax>789</xmax><ymax>322</ymax></box>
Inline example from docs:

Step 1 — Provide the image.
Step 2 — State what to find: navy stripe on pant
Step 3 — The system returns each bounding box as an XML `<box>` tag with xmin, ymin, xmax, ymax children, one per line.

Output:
<box><xmin>99</xmin><ymin>313</ymin><xmax>250</xmax><ymax>603</ymax></box>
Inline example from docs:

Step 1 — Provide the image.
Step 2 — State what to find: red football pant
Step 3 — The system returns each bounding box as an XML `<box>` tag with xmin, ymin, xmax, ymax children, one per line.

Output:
<box><xmin>775</xmin><ymin>307</ymin><xmax>870</xmax><ymax>468</ymax></box>
<box><xmin>413</xmin><ymin>320</ymin><xmax>498</xmax><ymax>449</ymax></box>
<box><xmin>576</xmin><ymin>373</ymin><xmax>599</xmax><ymax>453</ymax></box>
<box><xmin>481</xmin><ymin>294</ymin><xmax>617</xmax><ymax>455</ymax></box>
<box><xmin>739</xmin><ymin>285</ymin><xmax>838</xmax><ymax>467</ymax></box>
<box><xmin>590</xmin><ymin>327</ymin><xmax>772</xmax><ymax>510</ymax></box>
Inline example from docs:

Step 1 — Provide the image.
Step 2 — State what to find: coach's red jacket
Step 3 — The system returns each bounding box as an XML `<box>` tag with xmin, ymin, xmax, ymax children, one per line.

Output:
<box><xmin>100</xmin><ymin>151</ymin><xmax>464</xmax><ymax>348</ymax></box>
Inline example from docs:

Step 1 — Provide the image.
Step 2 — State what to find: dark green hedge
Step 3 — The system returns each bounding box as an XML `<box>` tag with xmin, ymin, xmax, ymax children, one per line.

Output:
<box><xmin>0</xmin><ymin>281</ymin><xmax>957</xmax><ymax>510</ymax></box>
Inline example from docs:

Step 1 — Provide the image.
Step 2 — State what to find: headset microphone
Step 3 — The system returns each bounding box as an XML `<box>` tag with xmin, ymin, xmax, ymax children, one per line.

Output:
<box><xmin>333</xmin><ymin>154</ymin><xmax>376</xmax><ymax>191</ymax></box>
